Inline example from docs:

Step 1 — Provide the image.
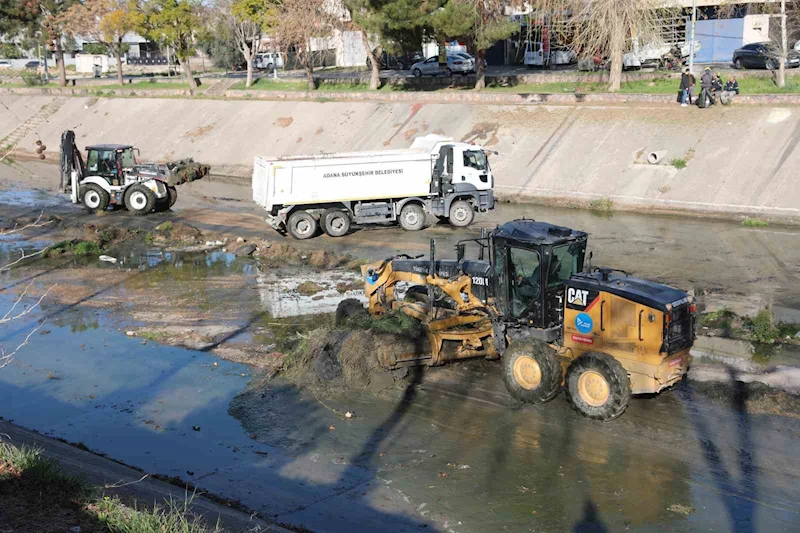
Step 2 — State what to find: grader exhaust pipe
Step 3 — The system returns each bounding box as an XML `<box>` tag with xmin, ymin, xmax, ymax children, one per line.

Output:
<box><xmin>647</xmin><ymin>150</ymin><xmax>668</xmax><ymax>164</ymax></box>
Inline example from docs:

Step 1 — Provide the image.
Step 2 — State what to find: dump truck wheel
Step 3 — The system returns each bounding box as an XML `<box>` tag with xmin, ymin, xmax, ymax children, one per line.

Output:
<box><xmin>399</xmin><ymin>203</ymin><xmax>425</xmax><ymax>231</ymax></box>
<box><xmin>287</xmin><ymin>210</ymin><xmax>318</xmax><ymax>240</ymax></box>
<box><xmin>82</xmin><ymin>184</ymin><xmax>109</xmax><ymax>213</ymax></box>
<box><xmin>448</xmin><ymin>200</ymin><xmax>474</xmax><ymax>227</ymax></box>
<box><xmin>565</xmin><ymin>352</ymin><xmax>631</xmax><ymax>421</ymax></box>
<box><xmin>335</xmin><ymin>298</ymin><xmax>367</xmax><ymax>326</ymax></box>
<box><xmin>124</xmin><ymin>184</ymin><xmax>156</xmax><ymax>216</ymax></box>
<box><xmin>502</xmin><ymin>341</ymin><xmax>562</xmax><ymax>404</ymax></box>
<box><xmin>323</xmin><ymin>209</ymin><xmax>351</xmax><ymax>237</ymax></box>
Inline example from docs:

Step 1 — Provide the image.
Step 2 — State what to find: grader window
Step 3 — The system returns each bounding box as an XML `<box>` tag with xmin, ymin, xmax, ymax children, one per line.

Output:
<box><xmin>509</xmin><ymin>247</ymin><xmax>541</xmax><ymax>318</ymax></box>
<box><xmin>547</xmin><ymin>243</ymin><xmax>585</xmax><ymax>288</ymax></box>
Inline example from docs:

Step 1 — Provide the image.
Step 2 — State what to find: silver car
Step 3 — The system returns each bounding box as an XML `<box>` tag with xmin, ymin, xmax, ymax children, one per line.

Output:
<box><xmin>410</xmin><ymin>54</ymin><xmax>473</xmax><ymax>77</ymax></box>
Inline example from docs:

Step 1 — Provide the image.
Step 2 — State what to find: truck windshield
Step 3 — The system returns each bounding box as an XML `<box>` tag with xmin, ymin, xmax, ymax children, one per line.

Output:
<box><xmin>463</xmin><ymin>150</ymin><xmax>487</xmax><ymax>171</ymax></box>
<box><xmin>547</xmin><ymin>242</ymin><xmax>586</xmax><ymax>288</ymax></box>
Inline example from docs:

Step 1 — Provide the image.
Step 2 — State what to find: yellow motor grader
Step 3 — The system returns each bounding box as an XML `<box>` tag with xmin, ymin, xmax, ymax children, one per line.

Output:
<box><xmin>336</xmin><ymin>219</ymin><xmax>696</xmax><ymax>420</ymax></box>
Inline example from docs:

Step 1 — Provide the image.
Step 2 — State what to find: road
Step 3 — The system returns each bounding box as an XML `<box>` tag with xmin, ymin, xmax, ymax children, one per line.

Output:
<box><xmin>0</xmin><ymin>161</ymin><xmax>799</xmax><ymax>532</ymax></box>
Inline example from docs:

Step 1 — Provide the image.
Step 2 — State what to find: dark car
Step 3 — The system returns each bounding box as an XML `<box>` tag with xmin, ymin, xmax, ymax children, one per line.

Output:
<box><xmin>366</xmin><ymin>49</ymin><xmax>424</xmax><ymax>71</ymax></box>
<box><xmin>24</xmin><ymin>60</ymin><xmax>41</xmax><ymax>70</ymax></box>
<box><xmin>733</xmin><ymin>42</ymin><xmax>800</xmax><ymax>69</ymax></box>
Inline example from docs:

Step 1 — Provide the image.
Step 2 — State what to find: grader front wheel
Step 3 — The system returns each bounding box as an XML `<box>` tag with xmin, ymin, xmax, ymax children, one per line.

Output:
<box><xmin>502</xmin><ymin>341</ymin><xmax>562</xmax><ymax>403</ymax></box>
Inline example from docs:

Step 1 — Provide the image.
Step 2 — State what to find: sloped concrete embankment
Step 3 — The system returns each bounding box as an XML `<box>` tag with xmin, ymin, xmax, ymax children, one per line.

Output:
<box><xmin>1</xmin><ymin>94</ymin><xmax>798</xmax><ymax>222</ymax></box>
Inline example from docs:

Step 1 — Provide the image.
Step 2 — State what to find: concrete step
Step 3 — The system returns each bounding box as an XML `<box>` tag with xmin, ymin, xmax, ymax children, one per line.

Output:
<box><xmin>1</xmin><ymin>97</ymin><xmax>66</xmax><ymax>150</ymax></box>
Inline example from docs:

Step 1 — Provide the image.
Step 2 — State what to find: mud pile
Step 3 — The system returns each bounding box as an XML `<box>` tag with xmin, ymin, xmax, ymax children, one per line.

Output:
<box><xmin>284</xmin><ymin>327</ymin><xmax>424</xmax><ymax>394</ymax></box>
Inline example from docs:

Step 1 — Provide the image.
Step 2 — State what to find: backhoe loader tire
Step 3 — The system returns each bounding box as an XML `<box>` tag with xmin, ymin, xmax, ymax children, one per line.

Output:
<box><xmin>502</xmin><ymin>341</ymin><xmax>562</xmax><ymax>404</ymax></box>
<box><xmin>335</xmin><ymin>298</ymin><xmax>367</xmax><ymax>327</ymax></box>
<box><xmin>448</xmin><ymin>200</ymin><xmax>474</xmax><ymax>227</ymax></box>
<box><xmin>154</xmin><ymin>187</ymin><xmax>177</xmax><ymax>212</ymax></box>
<box><xmin>565</xmin><ymin>352</ymin><xmax>631</xmax><ymax>421</ymax></box>
<box><xmin>82</xmin><ymin>184</ymin><xmax>109</xmax><ymax>213</ymax></box>
<box><xmin>124</xmin><ymin>184</ymin><xmax>156</xmax><ymax>216</ymax></box>
<box><xmin>399</xmin><ymin>203</ymin><xmax>425</xmax><ymax>231</ymax></box>
<box><xmin>287</xmin><ymin>211</ymin><xmax>318</xmax><ymax>240</ymax></box>
<box><xmin>322</xmin><ymin>209</ymin><xmax>351</xmax><ymax>237</ymax></box>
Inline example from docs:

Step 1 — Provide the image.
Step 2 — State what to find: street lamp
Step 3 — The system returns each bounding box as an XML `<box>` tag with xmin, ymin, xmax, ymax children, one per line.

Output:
<box><xmin>688</xmin><ymin>0</ymin><xmax>697</xmax><ymax>73</ymax></box>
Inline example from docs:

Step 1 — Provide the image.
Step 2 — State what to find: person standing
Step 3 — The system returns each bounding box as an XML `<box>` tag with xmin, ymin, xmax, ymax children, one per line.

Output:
<box><xmin>679</xmin><ymin>68</ymin><xmax>691</xmax><ymax>106</ymax></box>
<box><xmin>688</xmin><ymin>70</ymin><xmax>696</xmax><ymax>104</ymax></box>
<box><xmin>700</xmin><ymin>67</ymin><xmax>714</xmax><ymax>106</ymax></box>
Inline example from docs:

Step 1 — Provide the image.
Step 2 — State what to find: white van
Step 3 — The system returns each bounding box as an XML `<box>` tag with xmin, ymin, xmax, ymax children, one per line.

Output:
<box><xmin>254</xmin><ymin>52</ymin><xmax>284</xmax><ymax>71</ymax></box>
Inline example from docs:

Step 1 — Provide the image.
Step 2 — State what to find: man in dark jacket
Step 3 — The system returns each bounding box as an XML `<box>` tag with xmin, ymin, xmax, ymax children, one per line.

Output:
<box><xmin>720</xmin><ymin>75</ymin><xmax>740</xmax><ymax>105</ymax></box>
<box><xmin>679</xmin><ymin>68</ymin><xmax>691</xmax><ymax>106</ymax></box>
<box><xmin>698</xmin><ymin>67</ymin><xmax>715</xmax><ymax>107</ymax></box>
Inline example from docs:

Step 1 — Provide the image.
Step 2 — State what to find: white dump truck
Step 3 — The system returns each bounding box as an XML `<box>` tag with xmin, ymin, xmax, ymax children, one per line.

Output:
<box><xmin>251</xmin><ymin>135</ymin><xmax>495</xmax><ymax>239</ymax></box>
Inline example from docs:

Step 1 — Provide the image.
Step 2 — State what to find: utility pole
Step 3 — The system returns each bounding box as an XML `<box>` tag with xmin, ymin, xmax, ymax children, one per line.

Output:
<box><xmin>779</xmin><ymin>0</ymin><xmax>787</xmax><ymax>88</ymax></box>
<box><xmin>688</xmin><ymin>0</ymin><xmax>697</xmax><ymax>74</ymax></box>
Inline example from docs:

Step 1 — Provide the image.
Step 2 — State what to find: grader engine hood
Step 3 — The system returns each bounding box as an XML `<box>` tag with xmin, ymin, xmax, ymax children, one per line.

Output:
<box><xmin>133</xmin><ymin>160</ymin><xmax>210</xmax><ymax>187</ymax></box>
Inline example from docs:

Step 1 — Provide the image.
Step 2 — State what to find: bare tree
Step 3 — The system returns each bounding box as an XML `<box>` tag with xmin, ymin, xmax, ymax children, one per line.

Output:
<box><xmin>0</xmin><ymin>211</ymin><xmax>55</xmax><ymax>368</ymax></box>
<box><xmin>546</xmin><ymin>0</ymin><xmax>674</xmax><ymax>92</ymax></box>
<box><xmin>273</xmin><ymin>0</ymin><xmax>336</xmax><ymax>90</ymax></box>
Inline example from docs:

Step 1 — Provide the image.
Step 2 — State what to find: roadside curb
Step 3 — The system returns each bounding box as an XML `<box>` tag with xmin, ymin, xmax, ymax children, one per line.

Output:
<box><xmin>4</xmin><ymin>85</ymin><xmax>800</xmax><ymax>106</ymax></box>
<box><xmin>0</xmin><ymin>420</ymin><xmax>294</xmax><ymax>533</ymax></box>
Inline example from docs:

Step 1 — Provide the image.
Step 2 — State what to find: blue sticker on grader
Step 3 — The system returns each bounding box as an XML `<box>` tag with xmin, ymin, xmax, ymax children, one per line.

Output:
<box><xmin>575</xmin><ymin>313</ymin><xmax>594</xmax><ymax>334</ymax></box>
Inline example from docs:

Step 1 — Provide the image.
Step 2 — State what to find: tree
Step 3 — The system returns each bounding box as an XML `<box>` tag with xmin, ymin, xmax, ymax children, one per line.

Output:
<box><xmin>140</xmin><ymin>0</ymin><xmax>200</xmax><ymax>89</ymax></box>
<box><xmin>430</xmin><ymin>0</ymin><xmax>517</xmax><ymax>89</ymax></box>
<box><xmin>272</xmin><ymin>0</ymin><xmax>335</xmax><ymax>91</ymax></box>
<box><xmin>549</xmin><ymin>0</ymin><xmax>671</xmax><ymax>92</ymax></box>
<box><xmin>0</xmin><ymin>0</ymin><xmax>78</xmax><ymax>86</ymax></box>
<box><xmin>61</xmin><ymin>0</ymin><xmax>145</xmax><ymax>86</ymax></box>
<box><xmin>344</xmin><ymin>0</ymin><xmax>430</xmax><ymax>90</ymax></box>
<box><xmin>224</xmin><ymin>0</ymin><xmax>275</xmax><ymax>87</ymax></box>
<box><xmin>197</xmin><ymin>16</ymin><xmax>242</xmax><ymax>70</ymax></box>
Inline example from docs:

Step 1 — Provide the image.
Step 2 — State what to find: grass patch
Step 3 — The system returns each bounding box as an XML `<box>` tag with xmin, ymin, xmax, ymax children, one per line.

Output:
<box><xmin>671</xmin><ymin>157</ymin><xmax>687</xmax><ymax>169</ymax></box>
<box><xmin>73</xmin><ymin>241</ymin><xmax>102</xmax><ymax>256</ymax></box>
<box><xmin>743</xmin><ymin>217</ymin><xmax>769</xmax><ymax>227</ymax></box>
<box><xmin>342</xmin><ymin>309</ymin><xmax>425</xmax><ymax>337</ymax></box>
<box><xmin>92</xmin><ymin>494</ymin><xmax>222</xmax><ymax>533</ymax></box>
<box><xmin>749</xmin><ymin>308</ymin><xmax>779</xmax><ymax>343</ymax></box>
<box><xmin>0</xmin><ymin>442</ymin><xmax>223</xmax><ymax>533</ymax></box>
<box><xmin>588</xmin><ymin>197</ymin><xmax>614</xmax><ymax>214</ymax></box>
<box><xmin>137</xmin><ymin>330</ymin><xmax>170</xmax><ymax>342</ymax></box>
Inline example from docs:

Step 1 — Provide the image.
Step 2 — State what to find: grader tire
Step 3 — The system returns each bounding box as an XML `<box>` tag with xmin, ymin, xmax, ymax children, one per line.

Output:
<box><xmin>502</xmin><ymin>341</ymin><xmax>562</xmax><ymax>404</ymax></box>
<box><xmin>335</xmin><ymin>298</ymin><xmax>367</xmax><ymax>327</ymax></box>
<box><xmin>565</xmin><ymin>352</ymin><xmax>631</xmax><ymax>421</ymax></box>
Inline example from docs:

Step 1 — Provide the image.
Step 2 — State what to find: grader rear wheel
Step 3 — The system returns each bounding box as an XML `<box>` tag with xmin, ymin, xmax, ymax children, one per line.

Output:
<box><xmin>502</xmin><ymin>341</ymin><xmax>562</xmax><ymax>403</ymax></box>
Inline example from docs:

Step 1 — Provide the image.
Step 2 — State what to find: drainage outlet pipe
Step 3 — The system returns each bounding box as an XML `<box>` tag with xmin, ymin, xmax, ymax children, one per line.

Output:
<box><xmin>647</xmin><ymin>150</ymin><xmax>668</xmax><ymax>164</ymax></box>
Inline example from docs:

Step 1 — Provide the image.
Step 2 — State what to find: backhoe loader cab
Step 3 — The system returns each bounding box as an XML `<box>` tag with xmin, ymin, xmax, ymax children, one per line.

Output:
<box><xmin>346</xmin><ymin>219</ymin><xmax>696</xmax><ymax>420</ymax></box>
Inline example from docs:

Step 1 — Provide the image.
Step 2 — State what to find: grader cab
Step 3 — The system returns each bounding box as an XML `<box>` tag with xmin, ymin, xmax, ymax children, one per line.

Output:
<box><xmin>339</xmin><ymin>219</ymin><xmax>696</xmax><ymax>420</ymax></box>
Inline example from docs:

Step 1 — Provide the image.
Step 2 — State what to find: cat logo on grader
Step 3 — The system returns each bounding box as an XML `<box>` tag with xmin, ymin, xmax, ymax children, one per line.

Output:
<box><xmin>336</xmin><ymin>219</ymin><xmax>696</xmax><ymax>421</ymax></box>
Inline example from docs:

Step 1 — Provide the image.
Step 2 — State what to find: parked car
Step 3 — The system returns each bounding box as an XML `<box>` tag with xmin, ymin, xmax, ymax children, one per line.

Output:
<box><xmin>254</xmin><ymin>52</ymin><xmax>283</xmax><ymax>71</ymax></box>
<box><xmin>453</xmin><ymin>52</ymin><xmax>487</xmax><ymax>71</ymax></box>
<box><xmin>0</xmin><ymin>60</ymin><xmax>11</xmax><ymax>70</ymax></box>
<box><xmin>24</xmin><ymin>60</ymin><xmax>40</xmax><ymax>70</ymax></box>
<box><xmin>733</xmin><ymin>42</ymin><xmax>800</xmax><ymax>69</ymax></box>
<box><xmin>410</xmin><ymin>54</ymin><xmax>473</xmax><ymax>77</ymax></box>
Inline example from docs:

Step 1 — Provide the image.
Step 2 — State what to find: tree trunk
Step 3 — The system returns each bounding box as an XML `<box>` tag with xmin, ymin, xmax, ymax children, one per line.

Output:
<box><xmin>608</xmin><ymin>24</ymin><xmax>624</xmax><ymax>92</ymax></box>
<box><xmin>245</xmin><ymin>50</ymin><xmax>254</xmax><ymax>88</ymax></box>
<box><xmin>55</xmin><ymin>37</ymin><xmax>66</xmax><ymax>87</ymax></box>
<box><xmin>116</xmin><ymin>39</ymin><xmax>124</xmax><ymax>86</ymax></box>
<box><xmin>474</xmin><ymin>49</ymin><xmax>486</xmax><ymax>90</ymax></box>
<box><xmin>183</xmin><ymin>54</ymin><xmax>196</xmax><ymax>89</ymax></box>
<box><xmin>363</xmin><ymin>32</ymin><xmax>380</xmax><ymax>91</ymax></box>
<box><xmin>305</xmin><ymin>41</ymin><xmax>314</xmax><ymax>91</ymax></box>
<box><xmin>779</xmin><ymin>0</ymin><xmax>787</xmax><ymax>88</ymax></box>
